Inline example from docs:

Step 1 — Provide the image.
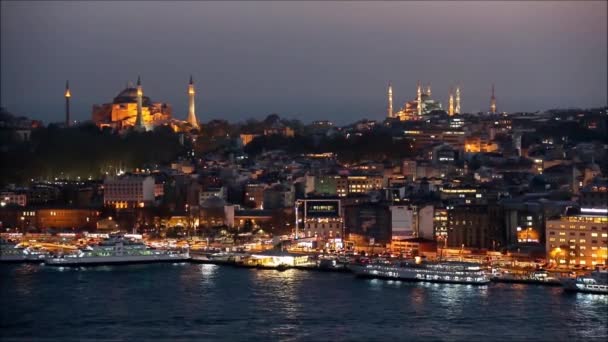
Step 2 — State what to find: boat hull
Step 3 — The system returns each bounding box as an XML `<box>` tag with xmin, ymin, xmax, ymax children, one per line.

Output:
<box><xmin>0</xmin><ymin>254</ymin><xmax>47</xmax><ymax>263</ymax></box>
<box><xmin>44</xmin><ymin>254</ymin><xmax>190</xmax><ymax>267</ymax></box>
<box><xmin>562</xmin><ymin>279</ymin><xmax>608</xmax><ymax>294</ymax></box>
<box><xmin>353</xmin><ymin>264</ymin><xmax>490</xmax><ymax>285</ymax></box>
<box><xmin>356</xmin><ymin>272</ymin><xmax>490</xmax><ymax>285</ymax></box>
<box><xmin>491</xmin><ymin>277</ymin><xmax>561</xmax><ymax>286</ymax></box>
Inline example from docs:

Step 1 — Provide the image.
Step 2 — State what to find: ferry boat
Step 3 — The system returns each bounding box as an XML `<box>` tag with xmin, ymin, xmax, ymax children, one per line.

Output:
<box><xmin>44</xmin><ymin>236</ymin><xmax>189</xmax><ymax>266</ymax></box>
<box><xmin>351</xmin><ymin>258</ymin><xmax>490</xmax><ymax>285</ymax></box>
<box><xmin>561</xmin><ymin>270</ymin><xmax>608</xmax><ymax>294</ymax></box>
<box><xmin>0</xmin><ymin>239</ymin><xmax>48</xmax><ymax>262</ymax></box>
<box><xmin>492</xmin><ymin>269</ymin><xmax>561</xmax><ymax>286</ymax></box>
<box><xmin>0</xmin><ymin>239</ymin><xmax>29</xmax><ymax>262</ymax></box>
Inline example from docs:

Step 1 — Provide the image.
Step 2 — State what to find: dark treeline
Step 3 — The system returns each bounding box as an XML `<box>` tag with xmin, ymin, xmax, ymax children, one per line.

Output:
<box><xmin>244</xmin><ymin>127</ymin><xmax>414</xmax><ymax>163</ymax></box>
<box><xmin>0</xmin><ymin>123</ymin><xmax>186</xmax><ymax>186</ymax></box>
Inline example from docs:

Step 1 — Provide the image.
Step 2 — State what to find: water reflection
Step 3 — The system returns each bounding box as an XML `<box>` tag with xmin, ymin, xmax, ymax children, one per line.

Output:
<box><xmin>2</xmin><ymin>264</ymin><xmax>607</xmax><ymax>341</ymax></box>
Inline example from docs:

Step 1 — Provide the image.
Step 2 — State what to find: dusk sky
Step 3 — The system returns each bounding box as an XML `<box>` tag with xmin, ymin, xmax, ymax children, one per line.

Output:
<box><xmin>1</xmin><ymin>1</ymin><xmax>606</xmax><ymax>125</ymax></box>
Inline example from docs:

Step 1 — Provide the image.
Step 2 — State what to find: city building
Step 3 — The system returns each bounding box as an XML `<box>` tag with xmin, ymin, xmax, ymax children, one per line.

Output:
<box><xmin>36</xmin><ymin>208</ymin><xmax>101</xmax><ymax>231</ymax></box>
<box><xmin>344</xmin><ymin>202</ymin><xmax>390</xmax><ymax>245</ymax></box>
<box><xmin>447</xmin><ymin>204</ymin><xmax>504</xmax><ymax>250</ymax></box>
<box><xmin>299</xmin><ymin>199</ymin><xmax>343</xmax><ymax>241</ymax></box>
<box><xmin>103</xmin><ymin>175</ymin><xmax>156</xmax><ymax>209</ymax></box>
<box><xmin>263</xmin><ymin>184</ymin><xmax>294</xmax><ymax>210</ymax></box>
<box><xmin>0</xmin><ymin>191</ymin><xmax>27</xmax><ymax>207</ymax></box>
<box><xmin>579</xmin><ymin>181</ymin><xmax>608</xmax><ymax>209</ymax></box>
<box><xmin>244</xmin><ymin>183</ymin><xmax>267</xmax><ymax>209</ymax></box>
<box><xmin>199</xmin><ymin>186</ymin><xmax>227</xmax><ymax>205</ymax></box>
<box><xmin>546</xmin><ymin>208</ymin><xmax>608</xmax><ymax>267</ymax></box>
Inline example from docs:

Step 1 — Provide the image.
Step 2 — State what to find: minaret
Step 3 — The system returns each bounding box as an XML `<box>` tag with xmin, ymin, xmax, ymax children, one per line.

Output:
<box><xmin>426</xmin><ymin>83</ymin><xmax>432</xmax><ymax>97</ymax></box>
<box><xmin>64</xmin><ymin>80</ymin><xmax>71</xmax><ymax>127</ymax></box>
<box><xmin>387</xmin><ymin>81</ymin><xmax>393</xmax><ymax>118</ymax></box>
<box><xmin>187</xmin><ymin>75</ymin><xmax>199</xmax><ymax>128</ymax></box>
<box><xmin>416</xmin><ymin>81</ymin><xmax>422</xmax><ymax>116</ymax></box>
<box><xmin>490</xmin><ymin>84</ymin><xmax>497</xmax><ymax>114</ymax></box>
<box><xmin>455</xmin><ymin>86</ymin><xmax>461</xmax><ymax>114</ymax></box>
<box><xmin>134</xmin><ymin>76</ymin><xmax>145</xmax><ymax>130</ymax></box>
<box><xmin>448</xmin><ymin>88</ymin><xmax>455</xmax><ymax>116</ymax></box>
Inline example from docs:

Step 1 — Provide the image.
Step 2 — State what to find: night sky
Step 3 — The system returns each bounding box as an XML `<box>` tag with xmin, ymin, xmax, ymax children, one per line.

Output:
<box><xmin>1</xmin><ymin>1</ymin><xmax>606</xmax><ymax>125</ymax></box>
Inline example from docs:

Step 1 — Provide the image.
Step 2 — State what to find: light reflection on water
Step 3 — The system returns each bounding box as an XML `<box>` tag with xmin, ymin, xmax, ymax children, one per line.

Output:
<box><xmin>1</xmin><ymin>263</ymin><xmax>607</xmax><ymax>341</ymax></box>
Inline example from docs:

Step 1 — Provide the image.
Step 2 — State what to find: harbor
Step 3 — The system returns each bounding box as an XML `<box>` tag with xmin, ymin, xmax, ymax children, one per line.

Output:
<box><xmin>2</xmin><ymin>234</ymin><xmax>606</xmax><ymax>294</ymax></box>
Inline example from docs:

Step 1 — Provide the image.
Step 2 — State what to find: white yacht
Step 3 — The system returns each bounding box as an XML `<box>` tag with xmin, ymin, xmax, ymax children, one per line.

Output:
<box><xmin>351</xmin><ymin>259</ymin><xmax>490</xmax><ymax>285</ymax></box>
<box><xmin>562</xmin><ymin>270</ymin><xmax>608</xmax><ymax>294</ymax></box>
<box><xmin>44</xmin><ymin>236</ymin><xmax>189</xmax><ymax>266</ymax></box>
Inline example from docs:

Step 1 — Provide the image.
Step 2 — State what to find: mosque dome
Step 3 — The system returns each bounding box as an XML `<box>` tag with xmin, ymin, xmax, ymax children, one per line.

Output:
<box><xmin>113</xmin><ymin>87</ymin><xmax>152</xmax><ymax>106</ymax></box>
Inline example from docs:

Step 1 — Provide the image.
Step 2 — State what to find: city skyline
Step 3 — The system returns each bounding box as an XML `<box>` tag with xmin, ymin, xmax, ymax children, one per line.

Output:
<box><xmin>1</xmin><ymin>1</ymin><xmax>607</xmax><ymax>124</ymax></box>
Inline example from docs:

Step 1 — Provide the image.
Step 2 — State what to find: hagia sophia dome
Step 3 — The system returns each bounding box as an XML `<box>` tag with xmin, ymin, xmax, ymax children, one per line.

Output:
<box><xmin>112</xmin><ymin>87</ymin><xmax>152</xmax><ymax>106</ymax></box>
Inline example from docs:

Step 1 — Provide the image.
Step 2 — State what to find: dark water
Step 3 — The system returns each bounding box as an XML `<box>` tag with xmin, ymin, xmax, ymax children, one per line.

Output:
<box><xmin>1</xmin><ymin>263</ymin><xmax>607</xmax><ymax>341</ymax></box>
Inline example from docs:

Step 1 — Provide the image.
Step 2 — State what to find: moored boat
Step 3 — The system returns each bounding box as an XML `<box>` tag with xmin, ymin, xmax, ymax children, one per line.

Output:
<box><xmin>561</xmin><ymin>270</ymin><xmax>608</xmax><ymax>294</ymax></box>
<box><xmin>492</xmin><ymin>270</ymin><xmax>561</xmax><ymax>286</ymax></box>
<box><xmin>44</xmin><ymin>236</ymin><xmax>189</xmax><ymax>266</ymax></box>
<box><xmin>351</xmin><ymin>258</ymin><xmax>490</xmax><ymax>285</ymax></box>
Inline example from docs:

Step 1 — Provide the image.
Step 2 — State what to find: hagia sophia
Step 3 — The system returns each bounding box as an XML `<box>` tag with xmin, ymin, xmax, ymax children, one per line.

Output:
<box><xmin>75</xmin><ymin>76</ymin><xmax>200</xmax><ymax>132</ymax></box>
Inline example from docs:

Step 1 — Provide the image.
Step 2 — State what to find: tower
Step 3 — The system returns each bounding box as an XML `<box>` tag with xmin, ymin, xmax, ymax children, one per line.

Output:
<box><xmin>426</xmin><ymin>83</ymin><xmax>432</xmax><ymax>97</ymax></box>
<box><xmin>490</xmin><ymin>84</ymin><xmax>497</xmax><ymax>114</ymax></box>
<box><xmin>416</xmin><ymin>81</ymin><xmax>422</xmax><ymax>116</ymax></box>
<box><xmin>187</xmin><ymin>75</ymin><xmax>199</xmax><ymax>128</ymax></box>
<box><xmin>448</xmin><ymin>88</ymin><xmax>455</xmax><ymax>116</ymax></box>
<box><xmin>134</xmin><ymin>76</ymin><xmax>145</xmax><ymax>130</ymax></box>
<box><xmin>64</xmin><ymin>80</ymin><xmax>71</xmax><ymax>127</ymax></box>
<box><xmin>455</xmin><ymin>86</ymin><xmax>461</xmax><ymax>114</ymax></box>
<box><xmin>387</xmin><ymin>81</ymin><xmax>393</xmax><ymax>118</ymax></box>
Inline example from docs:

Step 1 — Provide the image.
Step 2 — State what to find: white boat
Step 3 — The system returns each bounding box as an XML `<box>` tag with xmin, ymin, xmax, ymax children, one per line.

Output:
<box><xmin>351</xmin><ymin>259</ymin><xmax>490</xmax><ymax>285</ymax></box>
<box><xmin>0</xmin><ymin>239</ymin><xmax>29</xmax><ymax>262</ymax></box>
<box><xmin>492</xmin><ymin>269</ymin><xmax>561</xmax><ymax>285</ymax></box>
<box><xmin>0</xmin><ymin>239</ymin><xmax>49</xmax><ymax>262</ymax></box>
<box><xmin>562</xmin><ymin>270</ymin><xmax>608</xmax><ymax>294</ymax></box>
<box><xmin>44</xmin><ymin>236</ymin><xmax>189</xmax><ymax>266</ymax></box>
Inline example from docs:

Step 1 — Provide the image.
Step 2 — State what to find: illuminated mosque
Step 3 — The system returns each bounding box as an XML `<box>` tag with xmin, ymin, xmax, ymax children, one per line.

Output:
<box><xmin>91</xmin><ymin>76</ymin><xmax>200</xmax><ymax>131</ymax></box>
<box><xmin>387</xmin><ymin>81</ymin><xmax>460</xmax><ymax>121</ymax></box>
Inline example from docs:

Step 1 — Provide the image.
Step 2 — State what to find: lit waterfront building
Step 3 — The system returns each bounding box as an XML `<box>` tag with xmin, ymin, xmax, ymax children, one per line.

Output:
<box><xmin>546</xmin><ymin>208</ymin><xmax>608</xmax><ymax>267</ymax></box>
<box><xmin>92</xmin><ymin>77</ymin><xmax>172</xmax><ymax>131</ymax></box>
<box><xmin>103</xmin><ymin>175</ymin><xmax>156</xmax><ymax>209</ymax></box>
<box><xmin>297</xmin><ymin>199</ymin><xmax>343</xmax><ymax>241</ymax></box>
